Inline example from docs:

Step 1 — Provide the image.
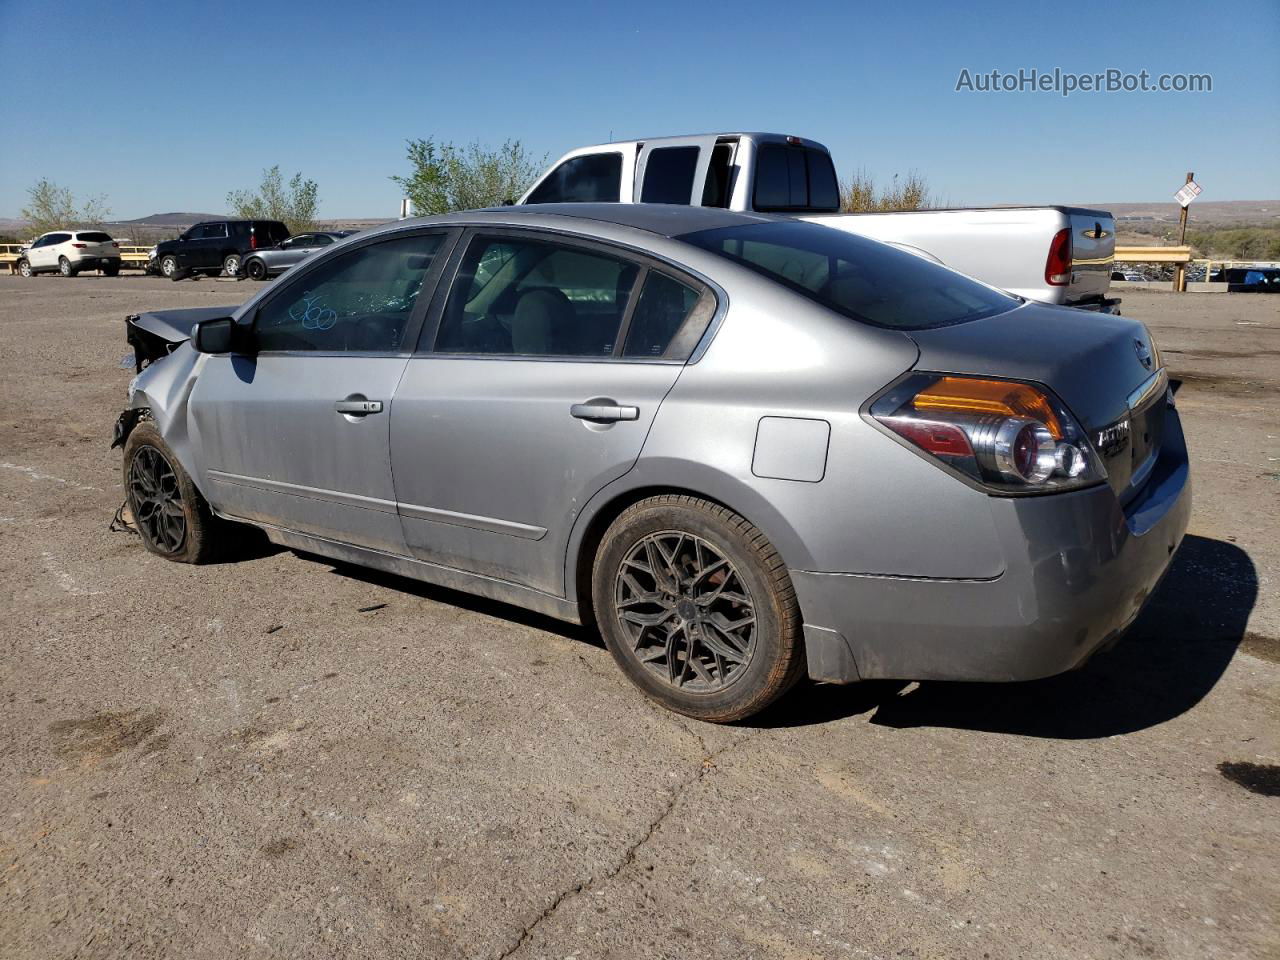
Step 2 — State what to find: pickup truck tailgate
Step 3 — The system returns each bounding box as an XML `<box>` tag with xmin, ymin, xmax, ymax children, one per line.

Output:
<box><xmin>1067</xmin><ymin>208</ymin><xmax>1115</xmax><ymax>302</ymax></box>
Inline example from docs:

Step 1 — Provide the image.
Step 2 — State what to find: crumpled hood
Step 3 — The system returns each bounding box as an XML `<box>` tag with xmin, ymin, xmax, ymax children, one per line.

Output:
<box><xmin>125</xmin><ymin>306</ymin><xmax>238</xmax><ymax>371</ymax></box>
<box><xmin>131</xmin><ymin>306</ymin><xmax>239</xmax><ymax>344</ymax></box>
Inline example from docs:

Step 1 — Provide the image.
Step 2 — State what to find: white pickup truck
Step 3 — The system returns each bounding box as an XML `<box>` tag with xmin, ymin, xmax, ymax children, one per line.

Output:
<box><xmin>519</xmin><ymin>132</ymin><xmax>1118</xmax><ymax>311</ymax></box>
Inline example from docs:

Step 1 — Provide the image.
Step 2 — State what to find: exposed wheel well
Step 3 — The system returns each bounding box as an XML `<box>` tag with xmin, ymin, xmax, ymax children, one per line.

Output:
<box><xmin>571</xmin><ymin>484</ymin><xmax>744</xmax><ymax>629</ymax></box>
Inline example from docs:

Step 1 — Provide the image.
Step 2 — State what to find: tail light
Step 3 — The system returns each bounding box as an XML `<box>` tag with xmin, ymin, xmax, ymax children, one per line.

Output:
<box><xmin>72</xmin><ymin>242</ymin><xmax>87</xmax><ymax>249</ymax></box>
<box><xmin>250</xmin><ymin>231</ymin><xmax>258</xmax><ymax>250</ymax></box>
<box><xmin>1045</xmin><ymin>227</ymin><xmax>1072</xmax><ymax>286</ymax></box>
<box><xmin>870</xmin><ymin>374</ymin><xmax>1105</xmax><ymax>494</ymax></box>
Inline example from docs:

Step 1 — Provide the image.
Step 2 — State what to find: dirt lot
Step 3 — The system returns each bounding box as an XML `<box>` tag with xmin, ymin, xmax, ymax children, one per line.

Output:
<box><xmin>1</xmin><ymin>275</ymin><xmax>1277</xmax><ymax>960</ymax></box>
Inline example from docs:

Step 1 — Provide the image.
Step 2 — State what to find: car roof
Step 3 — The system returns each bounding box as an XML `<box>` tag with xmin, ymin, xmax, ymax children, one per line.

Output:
<box><xmin>405</xmin><ymin>203</ymin><xmax>775</xmax><ymax>239</ymax></box>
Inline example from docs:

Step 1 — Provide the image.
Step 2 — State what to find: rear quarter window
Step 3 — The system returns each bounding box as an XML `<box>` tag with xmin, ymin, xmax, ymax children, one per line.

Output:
<box><xmin>680</xmin><ymin>220</ymin><xmax>1017</xmax><ymax>330</ymax></box>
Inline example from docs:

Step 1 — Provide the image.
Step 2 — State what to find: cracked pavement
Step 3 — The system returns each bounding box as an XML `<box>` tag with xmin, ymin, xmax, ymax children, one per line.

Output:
<box><xmin>1</xmin><ymin>276</ymin><xmax>1277</xmax><ymax>959</ymax></box>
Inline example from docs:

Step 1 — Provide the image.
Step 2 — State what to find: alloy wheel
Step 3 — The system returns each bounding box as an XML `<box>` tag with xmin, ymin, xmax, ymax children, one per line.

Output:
<box><xmin>224</xmin><ymin>254</ymin><xmax>240</xmax><ymax>276</ymax></box>
<box><xmin>128</xmin><ymin>446</ymin><xmax>186</xmax><ymax>553</ymax></box>
<box><xmin>614</xmin><ymin>531</ymin><xmax>757</xmax><ymax>691</ymax></box>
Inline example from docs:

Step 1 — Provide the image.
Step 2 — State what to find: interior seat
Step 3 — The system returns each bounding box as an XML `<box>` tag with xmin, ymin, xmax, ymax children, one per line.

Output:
<box><xmin>512</xmin><ymin>288</ymin><xmax>574</xmax><ymax>355</ymax></box>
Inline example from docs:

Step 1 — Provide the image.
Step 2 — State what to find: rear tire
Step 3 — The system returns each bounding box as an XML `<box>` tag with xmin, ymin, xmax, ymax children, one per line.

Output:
<box><xmin>122</xmin><ymin>421</ymin><xmax>221</xmax><ymax>564</ymax></box>
<box><xmin>591</xmin><ymin>495</ymin><xmax>805</xmax><ymax>722</ymax></box>
<box><xmin>58</xmin><ymin>256</ymin><xmax>77</xmax><ymax>277</ymax></box>
<box><xmin>17</xmin><ymin>259</ymin><xmax>32</xmax><ymax>278</ymax></box>
<box><xmin>104</xmin><ymin>265</ymin><xmax>120</xmax><ymax>277</ymax></box>
<box><xmin>222</xmin><ymin>253</ymin><xmax>241</xmax><ymax>277</ymax></box>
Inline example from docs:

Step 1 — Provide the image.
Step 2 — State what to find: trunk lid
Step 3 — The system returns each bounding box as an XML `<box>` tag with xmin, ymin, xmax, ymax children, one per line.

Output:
<box><xmin>1064</xmin><ymin>208</ymin><xmax>1115</xmax><ymax>303</ymax></box>
<box><xmin>907</xmin><ymin>302</ymin><xmax>1166</xmax><ymax>500</ymax></box>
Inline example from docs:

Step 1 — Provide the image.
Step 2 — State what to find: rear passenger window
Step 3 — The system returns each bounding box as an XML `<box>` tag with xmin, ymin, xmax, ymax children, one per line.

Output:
<box><xmin>640</xmin><ymin>146</ymin><xmax>699</xmax><ymax>204</ymax></box>
<box><xmin>200</xmin><ymin>223</ymin><xmax>228</xmax><ymax>239</ymax></box>
<box><xmin>622</xmin><ymin>273</ymin><xmax>701</xmax><ymax>357</ymax></box>
<box><xmin>525</xmin><ymin>153</ymin><xmax>623</xmax><ymax>204</ymax></box>
<box><xmin>255</xmin><ymin>233</ymin><xmax>442</xmax><ymax>353</ymax></box>
<box><xmin>435</xmin><ymin>236</ymin><xmax>639</xmax><ymax>357</ymax></box>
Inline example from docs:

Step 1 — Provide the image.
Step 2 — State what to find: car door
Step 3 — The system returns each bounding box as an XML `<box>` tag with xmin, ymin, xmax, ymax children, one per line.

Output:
<box><xmin>27</xmin><ymin>235</ymin><xmax>53</xmax><ymax>269</ymax></box>
<box><xmin>635</xmin><ymin>136</ymin><xmax>719</xmax><ymax>205</ymax></box>
<box><xmin>196</xmin><ymin>222</ymin><xmax>228</xmax><ymax>269</ymax></box>
<box><xmin>389</xmin><ymin>229</ymin><xmax>716</xmax><ymax>596</ymax></box>
<box><xmin>187</xmin><ymin>228</ymin><xmax>455</xmax><ymax>553</ymax></box>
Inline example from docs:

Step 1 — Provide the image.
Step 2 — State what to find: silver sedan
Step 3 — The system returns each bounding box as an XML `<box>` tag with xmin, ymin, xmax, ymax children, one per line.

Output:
<box><xmin>114</xmin><ymin>205</ymin><xmax>1190</xmax><ymax>721</ymax></box>
<box><xmin>241</xmin><ymin>231</ymin><xmax>356</xmax><ymax>280</ymax></box>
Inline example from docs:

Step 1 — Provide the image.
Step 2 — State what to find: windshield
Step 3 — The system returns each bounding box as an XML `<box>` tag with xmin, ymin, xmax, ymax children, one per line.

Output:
<box><xmin>678</xmin><ymin>220</ymin><xmax>1019</xmax><ymax>330</ymax></box>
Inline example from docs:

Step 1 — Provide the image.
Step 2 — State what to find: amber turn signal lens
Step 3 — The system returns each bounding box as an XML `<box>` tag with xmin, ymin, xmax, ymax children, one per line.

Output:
<box><xmin>910</xmin><ymin>377</ymin><xmax>1063</xmax><ymax>440</ymax></box>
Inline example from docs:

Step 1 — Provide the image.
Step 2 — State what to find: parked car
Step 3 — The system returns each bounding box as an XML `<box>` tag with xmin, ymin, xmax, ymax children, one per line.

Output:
<box><xmin>153</xmin><ymin>220</ymin><xmax>290</xmax><ymax>280</ymax></box>
<box><xmin>17</xmin><ymin>230</ymin><xmax>121</xmax><ymax>277</ymax></box>
<box><xmin>241</xmin><ymin>231</ymin><xmax>356</xmax><ymax>280</ymax></box>
<box><xmin>521</xmin><ymin>133</ymin><xmax>1119</xmax><ymax>311</ymax></box>
<box><xmin>114</xmin><ymin>205</ymin><xmax>1188</xmax><ymax>722</ymax></box>
<box><xmin>1111</xmin><ymin>270</ymin><xmax>1145</xmax><ymax>282</ymax></box>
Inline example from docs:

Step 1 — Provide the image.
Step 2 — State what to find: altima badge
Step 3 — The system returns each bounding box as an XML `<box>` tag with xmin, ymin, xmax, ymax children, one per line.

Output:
<box><xmin>1134</xmin><ymin>338</ymin><xmax>1153</xmax><ymax>370</ymax></box>
<box><xmin>1096</xmin><ymin>419</ymin><xmax>1132</xmax><ymax>457</ymax></box>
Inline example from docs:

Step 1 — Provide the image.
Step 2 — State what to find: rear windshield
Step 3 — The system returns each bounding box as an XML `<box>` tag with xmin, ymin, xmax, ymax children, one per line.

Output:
<box><xmin>75</xmin><ymin>231</ymin><xmax>112</xmax><ymax>242</ymax></box>
<box><xmin>753</xmin><ymin>144</ymin><xmax>840</xmax><ymax>212</ymax></box>
<box><xmin>678</xmin><ymin>220</ymin><xmax>1019</xmax><ymax>330</ymax></box>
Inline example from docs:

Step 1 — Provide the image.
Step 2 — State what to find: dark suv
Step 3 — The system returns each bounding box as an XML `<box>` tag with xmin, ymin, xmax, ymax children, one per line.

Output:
<box><xmin>154</xmin><ymin>220</ymin><xmax>289</xmax><ymax>280</ymax></box>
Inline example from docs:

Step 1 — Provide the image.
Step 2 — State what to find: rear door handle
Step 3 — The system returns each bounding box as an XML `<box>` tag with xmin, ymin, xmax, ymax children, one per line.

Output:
<box><xmin>335</xmin><ymin>398</ymin><xmax>383</xmax><ymax>415</ymax></box>
<box><xmin>571</xmin><ymin>402</ymin><xmax>639</xmax><ymax>422</ymax></box>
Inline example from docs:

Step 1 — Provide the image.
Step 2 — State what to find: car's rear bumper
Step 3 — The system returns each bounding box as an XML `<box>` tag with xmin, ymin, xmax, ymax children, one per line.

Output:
<box><xmin>73</xmin><ymin>256</ymin><xmax>122</xmax><ymax>270</ymax></box>
<box><xmin>794</xmin><ymin>406</ymin><xmax>1191</xmax><ymax>684</ymax></box>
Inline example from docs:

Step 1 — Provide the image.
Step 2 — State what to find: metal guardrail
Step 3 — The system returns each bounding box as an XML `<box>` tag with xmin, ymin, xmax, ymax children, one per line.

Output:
<box><xmin>1113</xmin><ymin>245</ymin><xmax>1192</xmax><ymax>264</ymax></box>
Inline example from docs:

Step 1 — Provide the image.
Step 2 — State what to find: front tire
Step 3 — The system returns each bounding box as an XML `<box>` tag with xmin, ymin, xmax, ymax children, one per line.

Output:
<box><xmin>122</xmin><ymin>422</ymin><xmax>220</xmax><ymax>563</ymax></box>
<box><xmin>17</xmin><ymin>259</ymin><xmax>32</xmax><ymax>278</ymax></box>
<box><xmin>58</xmin><ymin>256</ymin><xmax>77</xmax><ymax>277</ymax></box>
<box><xmin>160</xmin><ymin>254</ymin><xmax>179</xmax><ymax>279</ymax></box>
<box><xmin>591</xmin><ymin>495</ymin><xmax>805</xmax><ymax>722</ymax></box>
<box><xmin>245</xmin><ymin>257</ymin><xmax>268</xmax><ymax>281</ymax></box>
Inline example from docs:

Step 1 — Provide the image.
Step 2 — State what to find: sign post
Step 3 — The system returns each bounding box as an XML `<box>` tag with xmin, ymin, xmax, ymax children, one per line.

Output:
<box><xmin>1173</xmin><ymin>173</ymin><xmax>1200</xmax><ymax>292</ymax></box>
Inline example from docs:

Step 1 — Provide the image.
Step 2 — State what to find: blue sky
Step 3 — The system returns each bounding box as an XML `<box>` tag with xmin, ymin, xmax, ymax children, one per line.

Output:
<box><xmin>1</xmin><ymin>0</ymin><xmax>1276</xmax><ymax>219</ymax></box>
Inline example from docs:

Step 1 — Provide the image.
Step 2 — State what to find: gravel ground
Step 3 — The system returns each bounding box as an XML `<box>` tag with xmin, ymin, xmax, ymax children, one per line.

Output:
<box><xmin>1</xmin><ymin>275</ymin><xmax>1277</xmax><ymax>960</ymax></box>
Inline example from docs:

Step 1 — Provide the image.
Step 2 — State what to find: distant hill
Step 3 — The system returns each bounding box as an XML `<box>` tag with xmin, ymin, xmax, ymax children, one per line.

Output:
<box><xmin>1082</xmin><ymin>200</ymin><xmax>1280</xmax><ymax>227</ymax></box>
<box><xmin>116</xmin><ymin>212</ymin><xmax>223</xmax><ymax>227</ymax></box>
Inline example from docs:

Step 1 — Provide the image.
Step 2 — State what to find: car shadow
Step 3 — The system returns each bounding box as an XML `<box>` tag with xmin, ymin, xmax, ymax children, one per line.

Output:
<box><xmin>752</xmin><ymin>534</ymin><xmax>1257</xmax><ymax>738</ymax></box>
<box><xmin>315</xmin><ymin>557</ymin><xmax>597</xmax><ymax>646</ymax></box>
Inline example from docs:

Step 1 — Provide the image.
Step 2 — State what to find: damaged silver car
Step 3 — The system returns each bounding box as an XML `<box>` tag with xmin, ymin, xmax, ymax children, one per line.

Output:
<box><xmin>115</xmin><ymin>205</ymin><xmax>1190</xmax><ymax>722</ymax></box>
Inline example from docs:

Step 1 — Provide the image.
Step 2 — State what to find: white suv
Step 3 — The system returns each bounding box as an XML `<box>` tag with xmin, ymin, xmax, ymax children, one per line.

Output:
<box><xmin>18</xmin><ymin>230</ymin><xmax>122</xmax><ymax>277</ymax></box>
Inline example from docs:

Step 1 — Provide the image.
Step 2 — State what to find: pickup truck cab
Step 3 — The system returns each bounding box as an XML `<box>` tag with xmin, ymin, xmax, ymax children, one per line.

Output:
<box><xmin>520</xmin><ymin>133</ymin><xmax>1117</xmax><ymax>310</ymax></box>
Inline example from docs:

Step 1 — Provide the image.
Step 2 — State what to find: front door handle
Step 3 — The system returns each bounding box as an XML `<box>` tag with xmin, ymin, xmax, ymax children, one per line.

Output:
<box><xmin>335</xmin><ymin>398</ymin><xmax>383</xmax><ymax>415</ymax></box>
<box><xmin>571</xmin><ymin>402</ymin><xmax>639</xmax><ymax>422</ymax></box>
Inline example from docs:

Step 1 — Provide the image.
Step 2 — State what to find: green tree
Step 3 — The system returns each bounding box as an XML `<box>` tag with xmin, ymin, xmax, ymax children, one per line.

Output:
<box><xmin>391</xmin><ymin>138</ymin><xmax>544</xmax><ymax>215</ymax></box>
<box><xmin>840</xmin><ymin>169</ymin><xmax>933</xmax><ymax>212</ymax></box>
<box><xmin>226</xmin><ymin>166</ymin><xmax>319</xmax><ymax>234</ymax></box>
<box><xmin>20</xmin><ymin>179</ymin><xmax>112</xmax><ymax>234</ymax></box>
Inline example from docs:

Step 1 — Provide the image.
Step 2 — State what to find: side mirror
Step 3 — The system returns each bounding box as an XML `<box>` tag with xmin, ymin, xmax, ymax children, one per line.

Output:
<box><xmin>193</xmin><ymin>317</ymin><xmax>250</xmax><ymax>354</ymax></box>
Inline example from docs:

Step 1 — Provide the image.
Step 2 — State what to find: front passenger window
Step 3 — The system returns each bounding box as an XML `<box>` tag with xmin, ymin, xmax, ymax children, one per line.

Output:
<box><xmin>255</xmin><ymin>233</ymin><xmax>442</xmax><ymax>353</ymax></box>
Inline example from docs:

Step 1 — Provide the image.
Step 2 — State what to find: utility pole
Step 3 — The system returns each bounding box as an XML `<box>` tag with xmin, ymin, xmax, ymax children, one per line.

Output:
<box><xmin>1176</xmin><ymin>171</ymin><xmax>1193</xmax><ymax>292</ymax></box>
